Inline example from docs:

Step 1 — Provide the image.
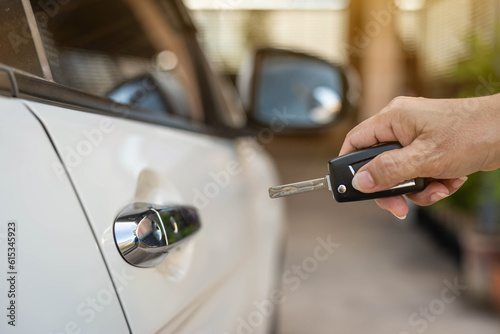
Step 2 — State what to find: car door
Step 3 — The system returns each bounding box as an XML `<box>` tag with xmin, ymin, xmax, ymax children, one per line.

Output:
<box><xmin>3</xmin><ymin>0</ymin><xmax>285</xmax><ymax>333</ymax></box>
<box><xmin>0</xmin><ymin>99</ymin><xmax>131</xmax><ymax>334</ymax></box>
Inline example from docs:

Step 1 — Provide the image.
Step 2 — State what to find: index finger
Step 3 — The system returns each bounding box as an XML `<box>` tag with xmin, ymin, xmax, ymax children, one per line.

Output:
<box><xmin>339</xmin><ymin>111</ymin><xmax>400</xmax><ymax>156</ymax></box>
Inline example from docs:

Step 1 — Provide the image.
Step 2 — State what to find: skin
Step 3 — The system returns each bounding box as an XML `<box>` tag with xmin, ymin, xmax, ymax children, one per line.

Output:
<box><xmin>339</xmin><ymin>94</ymin><xmax>500</xmax><ymax>219</ymax></box>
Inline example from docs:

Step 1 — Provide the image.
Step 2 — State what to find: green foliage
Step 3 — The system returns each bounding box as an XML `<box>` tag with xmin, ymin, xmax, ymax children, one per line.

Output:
<box><xmin>437</xmin><ymin>172</ymin><xmax>480</xmax><ymax>213</ymax></box>
<box><xmin>439</xmin><ymin>27</ymin><xmax>500</xmax><ymax>217</ymax></box>
<box><xmin>450</xmin><ymin>28</ymin><xmax>500</xmax><ymax>93</ymax></box>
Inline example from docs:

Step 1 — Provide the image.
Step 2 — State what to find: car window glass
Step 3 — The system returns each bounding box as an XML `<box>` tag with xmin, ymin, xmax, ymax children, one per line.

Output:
<box><xmin>29</xmin><ymin>0</ymin><xmax>204</xmax><ymax>122</ymax></box>
<box><xmin>0</xmin><ymin>0</ymin><xmax>44</xmax><ymax>77</ymax></box>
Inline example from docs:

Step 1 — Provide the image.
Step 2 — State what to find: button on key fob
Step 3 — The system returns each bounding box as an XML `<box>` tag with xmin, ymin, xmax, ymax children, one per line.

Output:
<box><xmin>268</xmin><ymin>142</ymin><xmax>425</xmax><ymax>202</ymax></box>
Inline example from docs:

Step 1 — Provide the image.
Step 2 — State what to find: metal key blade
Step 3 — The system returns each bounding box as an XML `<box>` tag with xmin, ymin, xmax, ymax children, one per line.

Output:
<box><xmin>269</xmin><ymin>176</ymin><xmax>330</xmax><ymax>199</ymax></box>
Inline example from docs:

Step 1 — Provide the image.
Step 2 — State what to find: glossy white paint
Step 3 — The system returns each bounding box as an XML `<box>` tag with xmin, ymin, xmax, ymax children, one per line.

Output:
<box><xmin>26</xmin><ymin>100</ymin><xmax>285</xmax><ymax>333</ymax></box>
<box><xmin>0</xmin><ymin>98</ymin><xmax>129</xmax><ymax>334</ymax></box>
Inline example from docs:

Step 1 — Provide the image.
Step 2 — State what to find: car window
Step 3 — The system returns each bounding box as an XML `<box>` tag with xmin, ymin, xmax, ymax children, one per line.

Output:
<box><xmin>0</xmin><ymin>0</ymin><xmax>44</xmax><ymax>77</ymax></box>
<box><xmin>29</xmin><ymin>0</ymin><xmax>204</xmax><ymax>122</ymax></box>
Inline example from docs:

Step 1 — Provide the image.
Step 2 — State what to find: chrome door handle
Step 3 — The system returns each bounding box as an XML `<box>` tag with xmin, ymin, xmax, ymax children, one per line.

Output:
<box><xmin>113</xmin><ymin>203</ymin><xmax>201</xmax><ymax>268</ymax></box>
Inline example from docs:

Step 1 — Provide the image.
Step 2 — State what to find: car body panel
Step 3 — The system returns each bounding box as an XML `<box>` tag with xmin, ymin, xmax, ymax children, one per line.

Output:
<box><xmin>26</xmin><ymin>100</ymin><xmax>284</xmax><ymax>333</ymax></box>
<box><xmin>0</xmin><ymin>97</ymin><xmax>129</xmax><ymax>334</ymax></box>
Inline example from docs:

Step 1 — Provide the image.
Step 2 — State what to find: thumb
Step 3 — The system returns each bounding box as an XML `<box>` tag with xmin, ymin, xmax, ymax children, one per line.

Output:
<box><xmin>352</xmin><ymin>146</ymin><xmax>421</xmax><ymax>193</ymax></box>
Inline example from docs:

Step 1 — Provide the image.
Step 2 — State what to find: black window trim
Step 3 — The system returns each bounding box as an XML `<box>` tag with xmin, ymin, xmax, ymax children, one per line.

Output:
<box><xmin>0</xmin><ymin>67</ymin><xmax>246</xmax><ymax>139</ymax></box>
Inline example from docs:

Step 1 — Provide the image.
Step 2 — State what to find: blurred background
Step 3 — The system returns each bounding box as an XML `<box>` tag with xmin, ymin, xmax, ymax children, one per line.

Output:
<box><xmin>185</xmin><ymin>0</ymin><xmax>500</xmax><ymax>333</ymax></box>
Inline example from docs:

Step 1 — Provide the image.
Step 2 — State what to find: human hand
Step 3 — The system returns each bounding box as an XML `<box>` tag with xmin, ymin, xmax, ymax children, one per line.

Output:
<box><xmin>339</xmin><ymin>95</ymin><xmax>500</xmax><ymax>219</ymax></box>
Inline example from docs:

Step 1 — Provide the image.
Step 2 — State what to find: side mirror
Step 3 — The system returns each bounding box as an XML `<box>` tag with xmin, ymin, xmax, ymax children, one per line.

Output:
<box><xmin>238</xmin><ymin>48</ymin><xmax>358</xmax><ymax>132</ymax></box>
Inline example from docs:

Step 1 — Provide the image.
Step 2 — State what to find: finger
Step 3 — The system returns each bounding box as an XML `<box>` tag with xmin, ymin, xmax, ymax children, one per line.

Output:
<box><xmin>443</xmin><ymin>177</ymin><xmax>468</xmax><ymax>195</ymax></box>
<box><xmin>375</xmin><ymin>196</ymin><xmax>409</xmax><ymax>220</ymax></box>
<box><xmin>406</xmin><ymin>177</ymin><xmax>468</xmax><ymax>206</ymax></box>
<box><xmin>375</xmin><ymin>177</ymin><xmax>467</xmax><ymax>217</ymax></box>
<box><xmin>339</xmin><ymin>111</ymin><xmax>400</xmax><ymax>156</ymax></box>
<box><xmin>405</xmin><ymin>181</ymin><xmax>449</xmax><ymax>206</ymax></box>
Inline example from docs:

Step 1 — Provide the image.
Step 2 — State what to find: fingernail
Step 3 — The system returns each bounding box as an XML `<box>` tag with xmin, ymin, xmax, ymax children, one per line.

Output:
<box><xmin>453</xmin><ymin>176</ymin><xmax>468</xmax><ymax>189</ymax></box>
<box><xmin>376</xmin><ymin>200</ymin><xmax>406</xmax><ymax>220</ymax></box>
<box><xmin>430</xmin><ymin>192</ymin><xmax>449</xmax><ymax>202</ymax></box>
<box><xmin>352</xmin><ymin>171</ymin><xmax>375</xmax><ymax>191</ymax></box>
<box><xmin>393</xmin><ymin>213</ymin><xmax>407</xmax><ymax>220</ymax></box>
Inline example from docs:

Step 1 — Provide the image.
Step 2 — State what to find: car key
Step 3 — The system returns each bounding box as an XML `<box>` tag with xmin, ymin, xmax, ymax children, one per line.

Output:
<box><xmin>268</xmin><ymin>142</ymin><xmax>425</xmax><ymax>202</ymax></box>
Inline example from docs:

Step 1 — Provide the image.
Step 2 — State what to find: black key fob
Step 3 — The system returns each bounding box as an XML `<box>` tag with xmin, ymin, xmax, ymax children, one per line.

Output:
<box><xmin>328</xmin><ymin>143</ymin><xmax>425</xmax><ymax>202</ymax></box>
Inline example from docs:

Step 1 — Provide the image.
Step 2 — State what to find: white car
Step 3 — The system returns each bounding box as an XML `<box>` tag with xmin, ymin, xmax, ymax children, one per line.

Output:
<box><xmin>0</xmin><ymin>0</ymin><xmax>351</xmax><ymax>333</ymax></box>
